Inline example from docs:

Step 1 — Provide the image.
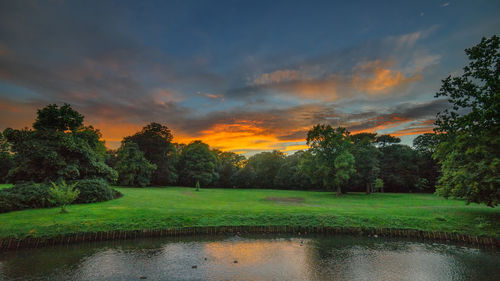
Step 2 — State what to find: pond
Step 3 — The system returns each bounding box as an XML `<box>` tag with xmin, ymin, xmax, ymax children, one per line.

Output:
<box><xmin>0</xmin><ymin>234</ymin><xmax>499</xmax><ymax>281</ymax></box>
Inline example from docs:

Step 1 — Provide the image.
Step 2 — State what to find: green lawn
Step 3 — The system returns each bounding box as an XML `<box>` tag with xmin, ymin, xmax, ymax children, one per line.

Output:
<box><xmin>0</xmin><ymin>186</ymin><xmax>499</xmax><ymax>239</ymax></box>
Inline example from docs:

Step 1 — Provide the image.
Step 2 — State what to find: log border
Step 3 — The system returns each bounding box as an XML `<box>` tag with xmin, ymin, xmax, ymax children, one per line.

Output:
<box><xmin>0</xmin><ymin>226</ymin><xmax>498</xmax><ymax>250</ymax></box>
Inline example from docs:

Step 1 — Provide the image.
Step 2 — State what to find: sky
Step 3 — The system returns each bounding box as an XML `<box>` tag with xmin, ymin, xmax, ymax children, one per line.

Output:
<box><xmin>0</xmin><ymin>0</ymin><xmax>499</xmax><ymax>155</ymax></box>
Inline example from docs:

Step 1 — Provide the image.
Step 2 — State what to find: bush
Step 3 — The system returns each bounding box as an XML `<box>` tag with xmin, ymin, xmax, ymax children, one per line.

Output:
<box><xmin>0</xmin><ymin>182</ymin><xmax>54</xmax><ymax>213</ymax></box>
<box><xmin>0</xmin><ymin>179</ymin><xmax>121</xmax><ymax>213</ymax></box>
<box><xmin>48</xmin><ymin>181</ymin><xmax>80</xmax><ymax>213</ymax></box>
<box><xmin>71</xmin><ymin>178</ymin><xmax>121</xmax><ymax>203</ymax></box>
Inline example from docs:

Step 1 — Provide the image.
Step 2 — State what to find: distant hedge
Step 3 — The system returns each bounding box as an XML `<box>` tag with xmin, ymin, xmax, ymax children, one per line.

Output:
<box><xmin>0</xmin><ymin>179</ymin><xmax>121</xmax><ymax>213</ymax></box>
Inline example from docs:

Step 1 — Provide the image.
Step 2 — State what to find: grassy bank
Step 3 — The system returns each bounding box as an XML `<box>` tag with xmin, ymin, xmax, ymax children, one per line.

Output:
<box><xmin>0</xmin><ymin>186</ymin><xmax>499</xmax><ymax>240</ymax></box>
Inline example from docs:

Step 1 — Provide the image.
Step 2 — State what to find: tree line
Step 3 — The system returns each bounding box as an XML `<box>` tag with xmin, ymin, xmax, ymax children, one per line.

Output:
<box><xmin>0</xmin><ymin>35</ymin><xmax>498</xmax><ymax>207</ymax></box>
<box><xmin>0</xmin><ymin>110</ymin><xmax>438</xmax><ymax>194</ymax></box>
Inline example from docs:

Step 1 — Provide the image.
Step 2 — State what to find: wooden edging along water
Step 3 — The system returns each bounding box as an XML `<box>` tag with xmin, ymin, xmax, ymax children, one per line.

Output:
<box><xmin>0</xmin><ymin>226</ymin><xmax>497</xmax><ymax>250</ymax></box>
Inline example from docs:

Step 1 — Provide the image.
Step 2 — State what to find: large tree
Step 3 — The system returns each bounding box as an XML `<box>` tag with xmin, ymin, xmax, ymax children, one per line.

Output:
<box><xmin>434</xmin><ymin>35</ymin><xmax>500</xmax><ymax>206</ymax></box>
<box><xmin>114</xmin><ymin>141</ymin><xmax>157</xmax><ymax>187</ymax></box>
<box><xmin>350</xmin><ymin>133</ymin><xmax>381</xmax><ymax>194</ymax></box>
<box><xmin>213</xmin><ymin>150</ymin><xmax>246</xmax><ymax>188</ymax></box>
<box><xmin>0</xmin><ymin>132</ymin><xmax>13</xmax><ymax>183</ymax></box>
<box><xmin>413</xmin><ymin>133</ymin><xmax>440</xmax><ymax>192</ymax></box>
<box><xmin>3</xmin><ymin>104</ymin><xmax>117</xmax><ymax>183</ymax></box>
<box><xmin>124</xmin><ymin>123</ymin><xmax>178</xmax><ymax>185</ymax></box>
<box><xmin>179</xmin><ymin>140</ymin><xmax>219</xmax><ymax>186</ymax></box>
<box><xmin>242</xmin><ymin>151</ymin><xmax>285</xmax><ymax>188</ymax></box>
<box><xmin>306</xmin><ymin>125</ymin><xmax>355</xmax><ymax>195</ymax></box>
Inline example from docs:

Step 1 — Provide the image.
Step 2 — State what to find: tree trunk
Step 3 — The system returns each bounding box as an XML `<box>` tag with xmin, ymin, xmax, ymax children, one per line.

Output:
<box><xmin>366</xmin><ymin>182</ymin><xmax>371</xmax><ymax>194</ymax></box>
<box><xmin>336</xmin><ymin>186</ymin><xmax>341</xmax><ymax>196</ymax></box>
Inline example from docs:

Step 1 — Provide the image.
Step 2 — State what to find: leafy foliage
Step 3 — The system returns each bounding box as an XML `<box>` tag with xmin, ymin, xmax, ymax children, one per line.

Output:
<box><xmin>0</xmin><ymin>182</ymin><xmax>53</xmax><ymax>213</ymax></box>
<box><xmin>350</xmin><ymin>133</ymin><xmax>381</xmax><ymax>194</ymax></box>
<box><xmin>179</xmin><ymin>141</ymin><xmax>219</xmax><ymax>186</ymax></box>
<box><xmin>72</xmin><ymin>178</ymin><xmax>121</xmax><ymax>203</ymax></box>
<box><xmin>3</xmin><ymin>104</ymin><xmax>117</xmax><ymax>183</ymax></box>
<box><xmin>124</xmin><ymin>123</ymin><xmax>177</xmax><ymax>185</ymax></box>
<box><xmin>0</xmin><ymin>179</ymin><xmax>121</xmax><ymax>213</ymax></box>
<box><xmin>0</xmin><ymin>132</ymin><xmax>13</xmax><ymax>183</ymax></box>
<box><xmin>114</xmin><ymin>141</ymin><xmax>157</xmax><ymax>187</ymax></box>
<box><xmin>434</xmin><ymin>35</ymin><xmax>500</xmax><ymax>206</ymax></box>
<box><xmin>306</xmin><ymin>125</ymin><xmax>355</xmax><ymax>195</ymax></box>
<box><xmin>48</xmin><ymin>180</ymin><xmax>80</xmax><ymax>213</ymax></box>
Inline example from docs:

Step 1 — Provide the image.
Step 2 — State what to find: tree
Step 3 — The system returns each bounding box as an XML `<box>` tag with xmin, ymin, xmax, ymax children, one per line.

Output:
<box><xmin>48</xmin><ymin>180</ymin><xmax>80</xmax><ymax>213</ymax></box>
<box><xmin>114</xmin><ymin>141</ymin><xmax>157</xmax><ymax>187</ymax></box>
<box><xmin>3</xmin><ymin>104</ymin><xmax>117</xmax><ymax>183</ymax></box>
<box><xmin>413</xmin><ymin>133</ymin><xmax>440</xmax><ymax>192</ymax></box>
<box><xmin>350</xmin><ymin>133</ymin><xmax>381</xmax><ymax>194</ymax></box>
<box><xmin>275</xmin><ymin>150</ymin><xmax>313</xmax><ymax>189</ymax></box>
<box><xmin>213</xmin><ymin>150</ymin><xmax>246</xmax><ymax>188</ymax></box>
<box><xmin>306</xmin><ymin>125</ymin><xmax>355</xmax><ymax>195</ymax></box>
<box><xmin>433</xmin><ymin>35</ymin><xmax>500</xmax><ymax>206</ymax></box>
<box><xmin>243</xmin><ymin>151</ymin><xmax>285</xmax><ymax>188</ymax></box>
<box><xmin>0</xmin><ymin>132</ymin><xmax>13</xmax><ymax>183</ymax></box>
<box><xmin>378</xmin><ymin>144</ymin><xmax>420</xmax><ymax>192</ymax></box>
<box><xmin>374</xmin><ymin>178</ymin><xmax>384</xmax><ymax>192</ymax></box>
<box><xmin>179</xmin><ymin>141</ymin><xmax>219</xmax><ymax>186</ymax></box>
<box><xmin>124</xmin><ymin>123</ymin><xmax>178</xmax><ymax>185</ymax></box>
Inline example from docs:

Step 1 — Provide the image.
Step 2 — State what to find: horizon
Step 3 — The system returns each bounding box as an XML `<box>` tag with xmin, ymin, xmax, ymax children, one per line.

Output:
<box><xmin>1</xmin><ymin>0</ymin><xmax>499</xmax><ymax>155</ymax></box>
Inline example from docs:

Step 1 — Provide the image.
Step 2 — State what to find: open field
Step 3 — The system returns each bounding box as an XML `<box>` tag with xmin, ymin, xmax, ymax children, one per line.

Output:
<box><xmin>0</xmin><ymin>186</ymin><xmax>499</xmax><ymax>239</ymax></box>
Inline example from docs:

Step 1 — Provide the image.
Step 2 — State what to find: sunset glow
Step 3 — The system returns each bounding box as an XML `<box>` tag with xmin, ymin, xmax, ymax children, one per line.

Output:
<box><xmin>0</xmin><ymin>0</ymin><xmax>498</xmax><ymax>154</ymax></box>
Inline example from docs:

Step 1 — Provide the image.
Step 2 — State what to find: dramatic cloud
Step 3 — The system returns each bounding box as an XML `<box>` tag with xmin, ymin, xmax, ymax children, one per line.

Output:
<box><xmin>1</xmin><ymin>1</ymin><xmax>496</xmax><ymax>154</ymax></box>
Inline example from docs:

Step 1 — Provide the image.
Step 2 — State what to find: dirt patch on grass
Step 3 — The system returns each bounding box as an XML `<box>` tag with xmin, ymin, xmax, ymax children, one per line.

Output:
<box><xmin>264</xmin><ymin>197</ymin><xmax>305</xmax><ymax>203</ymax></box>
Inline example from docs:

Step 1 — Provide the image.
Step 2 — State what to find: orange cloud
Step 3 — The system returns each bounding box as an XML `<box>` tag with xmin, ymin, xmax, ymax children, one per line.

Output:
<box><xmin>352</xmin><ymin>60</ymin><xmax>421</xmax><ymax>94</ymax></box>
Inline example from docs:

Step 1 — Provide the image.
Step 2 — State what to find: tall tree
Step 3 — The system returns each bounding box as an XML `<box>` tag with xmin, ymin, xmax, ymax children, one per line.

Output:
<box><xmin>413</xmin><ymin>133</ymin><xmax>440</xmax><ymax>192</ymax></box>
<box><xmin>213</xmin><ymin>150</ymin><xmax>246</xmax><ymax>188</ymax></box>
<box><xmin>114</xmin><ymin>141</ymin><xmax>157</xmax><ymax>187</ymax></box>
<box><xmin>0</xmin><ymin>132</ymin><xmax>13</xmax><ymax>183</ymax></box>
<box><xmin>242</xmin><ymin>151</ymin><xmax>285</xmax><ymax>188</ymax></box>
<box><xmin>124</xmin><ymin>123</ymin><xmax>177</xmax><ymax>185</ymax></box>
<box><xmin>306</xmin><ymin>125</ymin><xmax>355</xmax><ymax>195</ymax></box>
<box><xmin>350</xmin><ymin>133</ymin><xmax>381</xmax><ymax>194</ymax></box>
<box><xmin>378</xmin><ymin>144</ymin><xmax>420</xmax><ymax>193</ymax></box>
<box><xmin>3</xmin><ymin>104</ymin><xmax>117</xmax><ymax>183</ymax></box>
<box><xmin>179</xmin><ymin>141</ymin><xmax>219</xmax><ymax>186</ymax></box>
<box><xmin>275</xmin><ymin>150</ymin><xmax>313</xmax><ymax>189</ymax></box>
<box><xmin>434</xmin><ymin>35</ymin><xmax>500</xmax><ymax>206</ymax></box>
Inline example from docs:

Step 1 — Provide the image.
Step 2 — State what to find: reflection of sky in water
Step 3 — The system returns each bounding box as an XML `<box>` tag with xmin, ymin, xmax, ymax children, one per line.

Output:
<box><xmin>0</xmin><ymin>235</ymin><xmax>499</xmax><ymax>281</ymax></box>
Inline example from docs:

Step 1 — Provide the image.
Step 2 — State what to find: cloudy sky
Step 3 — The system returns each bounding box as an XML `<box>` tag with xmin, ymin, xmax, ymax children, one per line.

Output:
<box><xmin>0</xmin><ymin>0</ymin><xmax>499</xmax><ymax>154</ymax></box>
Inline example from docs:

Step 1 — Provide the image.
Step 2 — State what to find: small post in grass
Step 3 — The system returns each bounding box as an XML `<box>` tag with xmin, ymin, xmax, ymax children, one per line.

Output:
<box><xmin>195</xmin><ymin>180</ymin><xmax>200</xmax><ymax>192</ymax></box>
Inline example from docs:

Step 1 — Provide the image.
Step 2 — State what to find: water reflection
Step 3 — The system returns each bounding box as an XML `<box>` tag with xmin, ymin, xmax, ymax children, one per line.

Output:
<box><xmin>0</xmin><ymin>234</ymin><xmax>498</xmax><ymax>281</ymax></box>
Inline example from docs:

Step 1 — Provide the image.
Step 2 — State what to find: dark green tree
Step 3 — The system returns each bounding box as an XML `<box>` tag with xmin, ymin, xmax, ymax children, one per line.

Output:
<box><xmin>413</xmin><ymin>133</ymin><xmax>440</xmax><ymax>192</ymax></box>
<box><xmin>4</xmin><ymin>104</ymin><xmax>117</xmax><ymax>183</ymax></box>
<box><xmin>275</xmin><ymin>150</ymin><xmax>313</xmax><ymax>189</ymax></box>
<box><xmin>434</xmin><ymin>35</ymin><xmax>500</xmax><ymax>206</ymax></box>
<box><xmin>124</xmin><ymin>123</ymin><xmax>178</xmax><ymax>185</ymax></box>
<box><xmin>213</xmin><ymin>150</ymin><xmax>246</xmax><ymax>188</ymax></box>
<box><xmin>179</xmin><ymin>140</ymin><xmax>219</xmax><ymax>186</ymax></box>
<box><xmin>378</xmin><ymin>144</ymin><xmax>420</xmax><ymax>192</ymax></box>
<box><xmin>242</xmin><ymin>151</ymin><xmax>285</xmax><ymax>188</ymax></box>
<box><xmin>306</xmin><ymin>125</ymin><xmax>355</xmax><ymax>195</ymax></box>
<box><xmin>114</xmin><ymin>141</ymin><xmax>157</xmax><ymax>187</ymax></box>
<box><xmin>0</xmin><ymin>132</ymin><xmax>13</xmax><ymax>183</ymax></box>
<box><xmin>350</xmin><ymin>133</ymin><xmax>381</xmax><ymax>194</ymax></box>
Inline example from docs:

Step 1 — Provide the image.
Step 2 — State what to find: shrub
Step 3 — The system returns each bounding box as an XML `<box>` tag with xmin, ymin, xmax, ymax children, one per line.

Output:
<box><xmin>0</xmin><ymin>182</ymin><xmax>54</xmax><ymax>213</ymax></box>
<box><xmin>48</xmin><ymin>181</ymin><xmax>80</xmax><ymax>213</ymax></box>
<box><xmin>71</xmin><ymin>178</ymin><xmax>122</xmax><ymax>203</ymax></box>
<box><xmin>0</xmin><ymin>179</ymin><xmax>121</xmax><ymax>213</ymax></box>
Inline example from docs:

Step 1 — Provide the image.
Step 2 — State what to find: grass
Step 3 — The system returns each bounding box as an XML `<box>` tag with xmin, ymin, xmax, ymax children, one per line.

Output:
<box><xmin>0</xmin><ymin>186</ymin><xmax>499</xmax><ymax>240</ymax></box>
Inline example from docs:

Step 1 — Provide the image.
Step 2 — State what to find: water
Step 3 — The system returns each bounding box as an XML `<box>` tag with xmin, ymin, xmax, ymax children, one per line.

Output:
<box><xmin>0</xmin><ymin>234</ymin><xmax>498</xmax><ymax>281</ymax></box>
